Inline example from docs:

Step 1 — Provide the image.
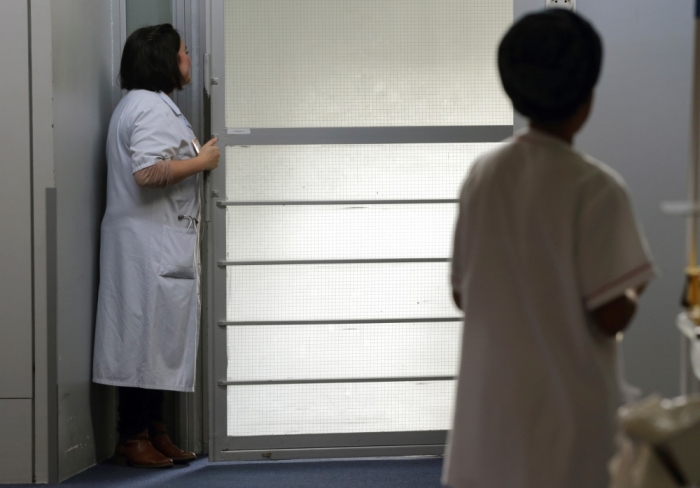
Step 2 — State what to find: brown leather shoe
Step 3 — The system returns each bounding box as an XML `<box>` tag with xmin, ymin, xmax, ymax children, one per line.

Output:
<box><xmin>149</xmin><ymin>422</ymin><xmax>197</xmax><ymax>464</ymax></box>
<box><xmin>112</xmin><ymin>429</ymin><xmax>173</xmax><ymax>469</ymax></box>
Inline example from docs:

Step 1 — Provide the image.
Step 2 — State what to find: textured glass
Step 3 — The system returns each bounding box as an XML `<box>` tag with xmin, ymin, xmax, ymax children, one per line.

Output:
<box><xmin>220</xmin><ymin>0</ymin><xmax>511</xmax><ymax>440</ymax></box>
<box><xmin>227</xmin><ymin>381</ymin><xmax>456</xmax><ymax>436</ymax></box>
<box><xmin>125</xmin><ymin>0</ymin><xmax>172</xmax><ymax>37</ymax></box>
<box><xmin>227</xmin><ymin>322</ymin><xmax>461</xmax><ymax>381</ymax></box>
<box><xmin>224</xmin><ymin>0</ymin><xmax>513</xmax><ymax>127</ymax></box>
<box><xmin>227</xmin><ymin>263</ymin><xmax>459</xmax><ymax>322</ymax></box>
<box><xmin>225</xmin><ymin>144</ymin><xmax>500</xmax><ymax>202</ymax></box>
<box><xmin>226</xmin><ymin>204</ymin><xmax>456</xmax><ymax>262</ymax></box>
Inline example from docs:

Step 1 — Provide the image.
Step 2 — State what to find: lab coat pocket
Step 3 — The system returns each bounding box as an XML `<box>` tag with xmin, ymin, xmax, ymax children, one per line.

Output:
<box><xmin>158</xmin><ymin>225</ymin><xmax>197</xmax><ymax>279</ymax></box>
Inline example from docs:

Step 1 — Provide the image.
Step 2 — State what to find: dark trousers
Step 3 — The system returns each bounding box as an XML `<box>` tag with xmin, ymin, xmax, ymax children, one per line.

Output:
<box><xmin>118</xmin><ymin>387</ymin><xmax>165</xmax><ymax>439</ymax></box>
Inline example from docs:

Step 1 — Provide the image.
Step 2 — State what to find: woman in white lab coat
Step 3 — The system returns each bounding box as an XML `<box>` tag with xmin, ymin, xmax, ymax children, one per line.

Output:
<box><xmin>92</xmin><ymin>24</ymin><xmax>219</xmax><ymax>468</ymax></box>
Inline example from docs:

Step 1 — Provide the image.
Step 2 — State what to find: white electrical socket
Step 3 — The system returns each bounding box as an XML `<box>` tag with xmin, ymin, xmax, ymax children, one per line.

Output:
<box><xmin>545</xmin><ymin>0</ymin><xmax>576</xmax><ymax>11</ymax></box>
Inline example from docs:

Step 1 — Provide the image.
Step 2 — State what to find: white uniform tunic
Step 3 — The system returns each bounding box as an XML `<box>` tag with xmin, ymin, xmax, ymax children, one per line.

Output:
<box><xmin>93</xmin><ymin>90</ymin><xmax>200</xmax><ymax>392</ymax></box>
<box><xmin>442</xmin><ymin>128</ymin><xmax>655</xmax><ymax>488</ymax></box>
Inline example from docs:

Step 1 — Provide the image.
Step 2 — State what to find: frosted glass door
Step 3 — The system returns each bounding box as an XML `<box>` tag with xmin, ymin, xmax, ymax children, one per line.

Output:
<box><xmin>209</xmin><ymin>0</ymin><xmax>512</xmax><ymax>458</ymax></box>
<box><xmin>224</xmin><ymin>0</ymin><xmax>512</xmax><ymax>127</ymax></box>
<box><xmin>224</xmin><ymin>145</ymin><xmax>465</xmax><ymax>438</ymax></box>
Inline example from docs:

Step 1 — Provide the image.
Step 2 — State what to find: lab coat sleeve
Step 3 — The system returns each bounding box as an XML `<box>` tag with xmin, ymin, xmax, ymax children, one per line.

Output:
<box><xmin>575</xmin><ymin>171</ymin><xmax>656</xmax><ymax>311</ymax></box>
<box><xmin>133</xmin><ymin>159</ymin><xmax>175</xmax><ymax>188</ymax></box>
<box><xmin>129</xmin><ymin>105</ymin><xmax>181</xmax><ymax>173</ymax></box>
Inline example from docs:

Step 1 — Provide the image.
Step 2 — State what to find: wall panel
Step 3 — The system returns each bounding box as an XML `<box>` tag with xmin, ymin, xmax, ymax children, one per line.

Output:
<box><xmin>0</xmin><ymin>0</ymin><xmax>34</xmax><ymax>400</ymax></box>
<box><xmin>51</xmin><ymin>0</ymin><xmax>118</xmax><ymax>480</ymax></box>
<box><xmin>576</xmin><ymin>0</ymin><xmax>691</xmax><ymax>397</ymax></box>
<box><xmin>0</xmin><ymin>400</ymin><xmax>33</xmax><ymax>483</ymax></box>
<box><xmin>513</xmin><ymin>0</ymin><xmax>692</xmax><ymax>397</ymax></box>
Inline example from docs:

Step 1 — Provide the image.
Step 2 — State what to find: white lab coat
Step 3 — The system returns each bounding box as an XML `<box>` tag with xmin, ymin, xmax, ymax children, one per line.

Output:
<box><xmin>92</xmin><ymin>90</ymin><xmax>201</xmax><ymax>392</ymax></box>
<box><xmin>442</xmin><ymin>128</ymin><xmax>656</xmax><ymax>488</ymax></box>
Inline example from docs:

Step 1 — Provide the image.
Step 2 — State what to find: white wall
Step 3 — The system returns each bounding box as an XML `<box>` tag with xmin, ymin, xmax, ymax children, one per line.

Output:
<box><xmin>30</xmin><ymin>1</ymin><xmax>57</xmax><ymax>481</ymax></box>
<box><xmin>0</xmin><ymin>1</ymin><xmax>35</xmax><ymax>483</ymax></box>
<box><xmin>0</xmin><ymin>0</ymin><xmax>121</xmax><ymax>483</ymax></box>
<box><xmin>515</xmin><ymin>0</ymin><xmax>693</xmax><ymax>397</ymax></box>
<box><xmin>50</xmin><ymin>0</ymin><xmax>120</xmax><ymax>481</ymax></box>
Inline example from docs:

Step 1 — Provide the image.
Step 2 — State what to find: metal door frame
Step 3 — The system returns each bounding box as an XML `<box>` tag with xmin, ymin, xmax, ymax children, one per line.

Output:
<box><xmin>206</xmin><ymin>0</ymin><xmax>512</xmax><ymax>462</ymax></box>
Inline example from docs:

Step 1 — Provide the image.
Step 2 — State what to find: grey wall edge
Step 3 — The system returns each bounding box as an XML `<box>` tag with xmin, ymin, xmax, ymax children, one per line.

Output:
<box><xmin>51</xmin><ymin>0</ymin><xmax>117</xmax><ymax>480</ymax></box>
<box><xmin>46</xmin><ymin>188</ymin><xmax>58</xmax><ymax>484</ymax></box>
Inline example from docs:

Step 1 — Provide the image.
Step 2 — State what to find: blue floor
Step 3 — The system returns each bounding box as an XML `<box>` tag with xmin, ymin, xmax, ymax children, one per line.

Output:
<box><xmin>8</xmin><ymin>456</ymin><xmax>444</xmax><ymax>487</ymax></box>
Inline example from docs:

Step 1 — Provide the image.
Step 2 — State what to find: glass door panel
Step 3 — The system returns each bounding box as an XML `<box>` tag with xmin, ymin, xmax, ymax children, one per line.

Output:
<box><xmin>224</xmin><ymin>0</ymin><xmax>512</xmax><ymax>127</ymax></box>
<box><xmin>225</xmin><ymin>144</ymin><xmax>502</xmax><ymax>202</ymax></box>
<box><xmin>227</xmin><ymin>381</ymin><xmax>456</xmax><ymax>437</ymax></box>
<box><xmin>209</xmin><ymin>0</ymin><xmax>512</xmax><ymax>460</ymax></box>
<box><xmin>227</xmin><ymin>322</ymin><xmax>461</xmax><ymax>382</ymax></box>
<box><xmin>226</xmin><ymin>263</ymin><xmax>458</xmax><ymax>322</ymax></box>
<box><xmin>226</xmin><ymin>204</ymin><xmax>457</xmax><ymax>261</ymax></box>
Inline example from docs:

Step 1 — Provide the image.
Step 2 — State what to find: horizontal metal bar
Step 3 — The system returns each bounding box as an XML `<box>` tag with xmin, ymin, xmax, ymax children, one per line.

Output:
<box><xmin>218</xmin><ymin>317</ymin><xmax>462</xmax><ymax>326</ymax></box>
<box><xmin>219</xmin><ymin>258</ymin><xmax>450</xmax><ymax>267</ymax></box>
<box><xmin>219</xmin><ymin>376</ymin><xmax>456</xmax><ymax>386</ymax></box>
<box><xmin>219</xmin><ymin>446</ymin><xmax>446</xmax><ymax>461</ymax></box>
<box><xmin>217</xmin><ymin>199</ymin><xmax>458</xmax><ymax>207</ymax></box>
<box><xmin>217</xmin><ymin>125</ymin><xmax>512</xmax><ymax>146</ymax></box>
<box><xmin>222</xmin><ymin>430</ymin><xmax>448</xmax><ymax>451</ymax></box>
<box><xmin>661</xmin><ymin>201</ymin><xmax>700</xmax><ymax>216</ymax></box>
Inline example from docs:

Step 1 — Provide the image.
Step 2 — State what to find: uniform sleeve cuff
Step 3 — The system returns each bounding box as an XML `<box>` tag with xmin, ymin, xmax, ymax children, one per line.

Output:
<box><xmin>584</xmin><ymin>262</ymin><xmax>657</xmax><ymax>310</ymax></box>
<box><xmin>132</xmin><ymin>157</ymin><xmax>166</xmax><ymax>174</ymax></box>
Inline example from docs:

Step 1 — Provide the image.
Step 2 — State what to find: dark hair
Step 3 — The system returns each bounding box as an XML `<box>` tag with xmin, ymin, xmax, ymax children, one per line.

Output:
<box><xmin>119</xmin><ymin>24</ymin><xmax>183</xmax><ymax>93</ymax></box>
<box><xmin>498</xmin><ymin>10</ymin><xmax>603</xmax><ymax>123</ymax></box>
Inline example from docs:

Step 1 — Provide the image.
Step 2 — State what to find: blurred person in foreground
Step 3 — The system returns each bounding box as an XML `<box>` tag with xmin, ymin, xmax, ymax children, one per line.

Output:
<box><xmin>442</xmin><ymin>10</ymin><xmax>655</xmax><ymax>488</ymax></box>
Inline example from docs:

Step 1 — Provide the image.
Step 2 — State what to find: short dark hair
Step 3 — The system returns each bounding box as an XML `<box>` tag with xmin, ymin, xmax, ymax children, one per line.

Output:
<box><xmin>498</xmin><ymin>10</ymin><xmax>603</xmax><ymax>123</ymax></box>
<box><xmin>119</xmin><ymin>24</ymin><xmax>183</xmax><ymax>93</ymax></box>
